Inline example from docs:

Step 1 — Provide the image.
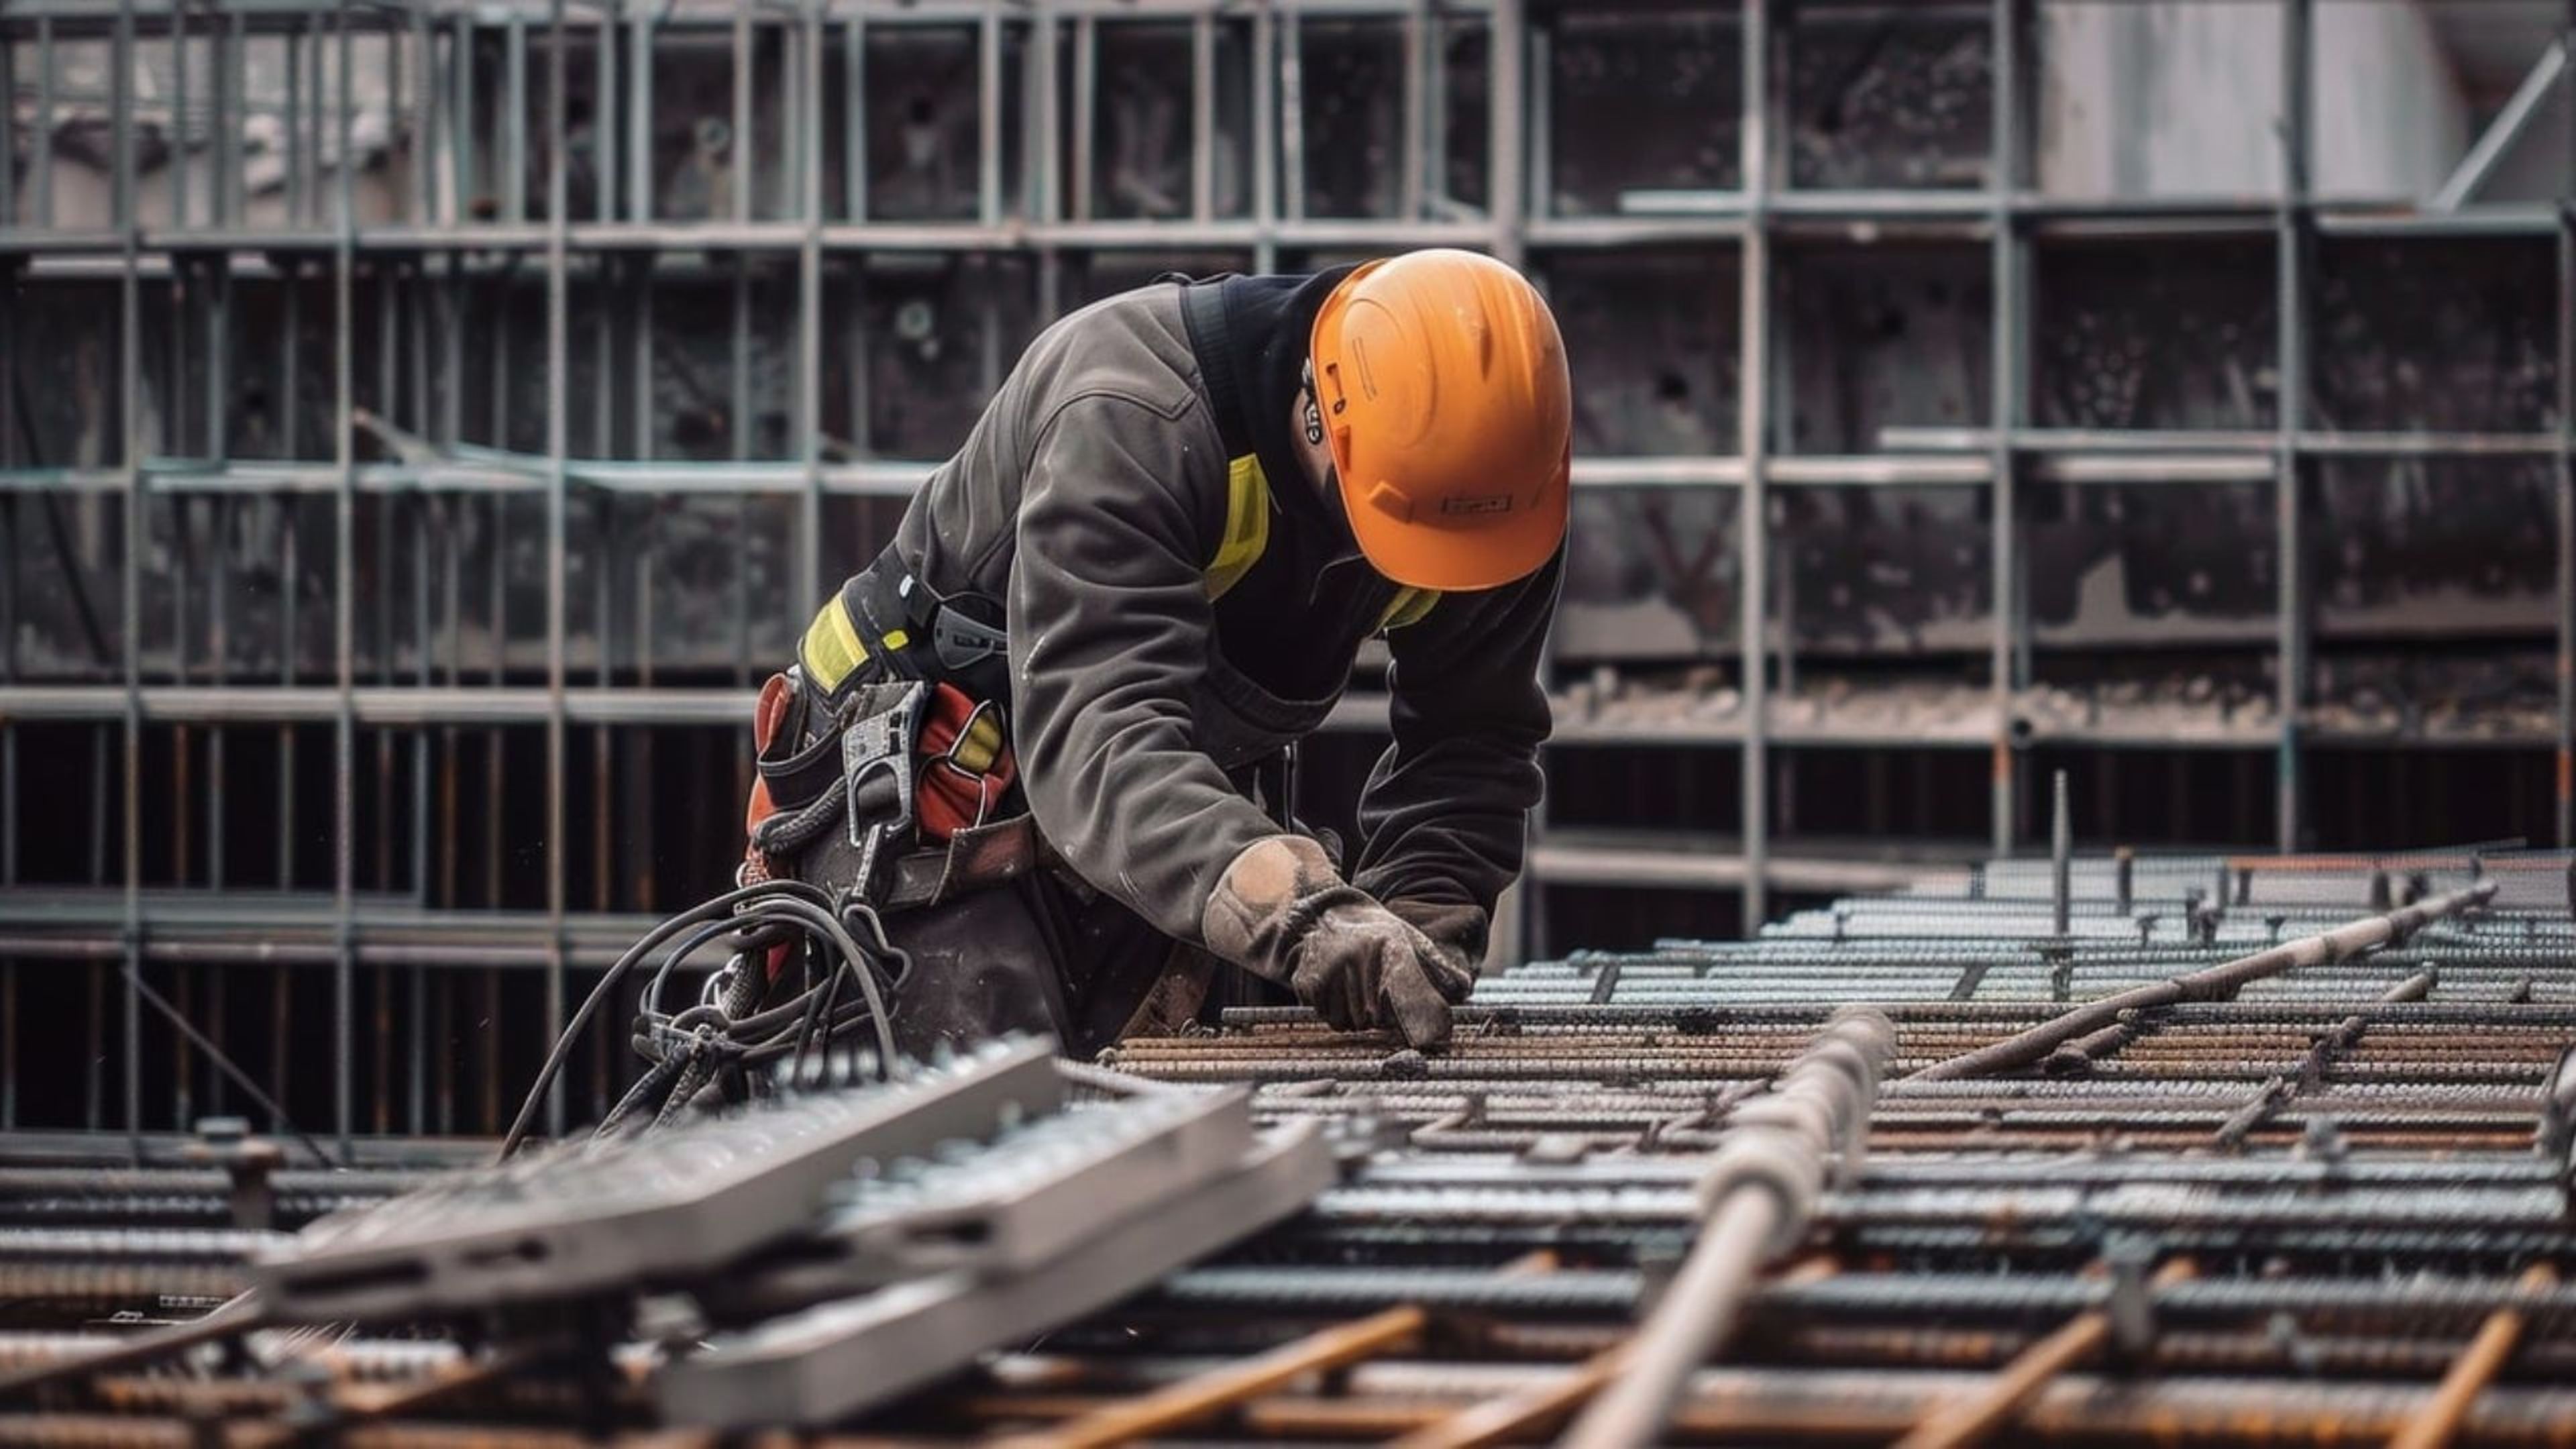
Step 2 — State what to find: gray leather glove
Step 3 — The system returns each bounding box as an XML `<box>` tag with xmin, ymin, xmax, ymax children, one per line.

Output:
<box><xmin>1201</xmin><ymin>835</ymin><xmax>1478</xmax><ymax>1048</ymax></box>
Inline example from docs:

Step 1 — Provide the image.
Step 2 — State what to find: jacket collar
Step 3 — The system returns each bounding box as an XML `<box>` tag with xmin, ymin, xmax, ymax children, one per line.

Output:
<box><xmin>1185</xmin><ymin>266</ymin><xmax>1359</xmax><ymax>543</ymax></box>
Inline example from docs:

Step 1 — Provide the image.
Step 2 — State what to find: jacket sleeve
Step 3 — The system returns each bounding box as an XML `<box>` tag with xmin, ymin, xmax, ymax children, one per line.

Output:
<box><xmin>1348</xmin><ymin>547</ymin><xmax>1564</xmax><ymax>926</ymax></box>
<box><xmin>1005</xmin><ymin>392</ymin><xmax>1284</xmax><ymax>944</ymax></box>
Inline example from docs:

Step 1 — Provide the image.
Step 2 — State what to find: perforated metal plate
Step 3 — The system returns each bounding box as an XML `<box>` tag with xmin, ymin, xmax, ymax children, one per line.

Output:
<box><xmin>712</xmin><ymin>1083</ymin><xmax>1257</xmax><ymax>1306</ymax></box>
<box><xmin>252</xmin><ymin>1036</ymin><xmax>1061</xmax><ymax>1320</ymax></box>
<box><xmin>658</xmin><ymin>1122</ymin><xmax>1336</xmax><ymax>1428</ymax></box>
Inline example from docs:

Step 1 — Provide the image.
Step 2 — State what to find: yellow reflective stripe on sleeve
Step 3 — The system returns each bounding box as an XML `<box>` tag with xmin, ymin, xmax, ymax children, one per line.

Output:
<box><xmin>799</xmin><ymin>596</ymin><xmax>869</xmax><ymax>694</ymax></box>
<box><xmin>879</xmin><ymin>628</ymin><xmax>910</xmax><ymax>653</ymax></box>
<box><xmin>1378</xmin><ymin>586</ymin><xmax>1441</xmax><ymax>631</ymax></box>
<box><xmin>1203</xmin><ymin>454</ymin><xmax>1272</xmax><ymax>602</ymax></box>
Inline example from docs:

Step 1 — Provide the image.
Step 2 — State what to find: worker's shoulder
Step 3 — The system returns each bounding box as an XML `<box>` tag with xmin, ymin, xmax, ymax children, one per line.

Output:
<box><xmin>1019</xmin><ymin>284</ymin><xmax>1208</xmax><ymax>427</ymax></box>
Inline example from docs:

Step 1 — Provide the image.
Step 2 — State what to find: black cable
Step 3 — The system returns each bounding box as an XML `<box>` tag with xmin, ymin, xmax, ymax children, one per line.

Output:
<box><xmin>497</xmin><ymin>879</ymin><xmax>811</xmax><ymax>1162</ymax></box>
<box><xmin>753</xmin><ymin>894</ymin><xmax>902</xmax><ymax>1070</ymax></box>
<box><xmin>496</xmin><ymin>879</ymin><xmax>907</xmax><ymax>1161</ymax></box>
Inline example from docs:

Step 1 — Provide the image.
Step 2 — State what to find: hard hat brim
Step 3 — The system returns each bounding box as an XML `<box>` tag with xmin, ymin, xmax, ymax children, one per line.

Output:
<box><xmin>1342</xmin><ymin>462</ymin><xmax>1569</xmax><ymax>592</ymax></box>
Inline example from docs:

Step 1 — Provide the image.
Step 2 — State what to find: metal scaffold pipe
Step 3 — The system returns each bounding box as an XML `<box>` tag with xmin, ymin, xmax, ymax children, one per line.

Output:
<box><xmin>1560</xmin><ymin>1007</ymin><xmax>1895</xmax><ymax>1449</ymax></box>
<box><xmin>1909</xmin><ymin>883</ymin><xmax>2499</xmax><ymax>1082</ymax></box>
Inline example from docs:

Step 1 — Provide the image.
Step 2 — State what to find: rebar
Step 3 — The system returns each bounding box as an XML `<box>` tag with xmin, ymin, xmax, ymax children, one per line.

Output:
<box><xmin>1909</xmin><ymin>884</ymin><xmax>2500</xmax><ymax>1081</ymax></box>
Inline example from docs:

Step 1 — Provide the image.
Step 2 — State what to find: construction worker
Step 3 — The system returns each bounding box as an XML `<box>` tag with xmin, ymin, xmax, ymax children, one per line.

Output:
<box><xmin>741</xmin><ymin>249</ymin><xmax>1571</xmax><ymax>1057</ymax></box>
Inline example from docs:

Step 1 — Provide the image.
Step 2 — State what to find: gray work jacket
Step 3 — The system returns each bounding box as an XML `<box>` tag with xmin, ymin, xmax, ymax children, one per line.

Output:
<box><xmin>888</xmin><ymin>272</ymin><xmax>1562</xmax><ymax>954</ymax></box>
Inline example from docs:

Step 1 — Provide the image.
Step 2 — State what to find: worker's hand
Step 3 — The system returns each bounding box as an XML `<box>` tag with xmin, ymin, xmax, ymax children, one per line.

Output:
<box><xmin>1287</xmin><ymin>899</ymin><xmax>1477</xmax><ymax>1046</ymax></box>
<box><xmin>1202</xmin><ymin>836</ymin><xmax>1477</xmax><ymax>1048</ymax></box>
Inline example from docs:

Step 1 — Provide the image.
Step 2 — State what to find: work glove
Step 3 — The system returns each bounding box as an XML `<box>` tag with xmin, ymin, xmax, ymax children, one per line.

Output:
<box><xmin>1201</xmin><ymin>835</ymin><xmax>1480</xmax><ymax>1048</ymax></box>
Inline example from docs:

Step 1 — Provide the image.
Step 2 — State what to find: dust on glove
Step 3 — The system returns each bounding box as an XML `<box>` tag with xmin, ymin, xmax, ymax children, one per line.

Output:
<box><xmin>1201</xmin><ymin>835</ymin><xmax>1473</xmax><ymax>1049</ymax></box>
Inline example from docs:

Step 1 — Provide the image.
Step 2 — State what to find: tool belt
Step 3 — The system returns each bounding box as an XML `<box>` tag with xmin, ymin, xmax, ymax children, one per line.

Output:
<box><xmin>741</xmin><ymin>547</ymin><xmax>1041</xmax><ymax>915</ymax></box>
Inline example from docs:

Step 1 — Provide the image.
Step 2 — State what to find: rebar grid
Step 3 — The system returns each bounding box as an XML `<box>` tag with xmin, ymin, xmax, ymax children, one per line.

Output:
<box><xmin>1</xmin><ymin>850</ymin><xmax>2573</xmax><ymax>1442</ymax></box>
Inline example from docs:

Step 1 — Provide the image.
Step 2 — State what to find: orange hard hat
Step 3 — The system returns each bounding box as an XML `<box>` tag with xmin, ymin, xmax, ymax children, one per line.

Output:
<box><xmin>1309</xmin><ymin>249</ymin><xmax>1572</xmax><ymax>592</ymax></box>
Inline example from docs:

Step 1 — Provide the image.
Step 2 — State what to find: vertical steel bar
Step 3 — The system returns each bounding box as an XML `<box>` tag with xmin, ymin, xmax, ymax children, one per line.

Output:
<box><xmin>1</xmin><ymin>495</ymin><xmax>14</xmax><ymax>911</ymax></box>
<box><xmin>597</xmin><ymin>6</ymin><xmax>618</xmax><ymax>224</ymax></box>
<box><xmin>846</xmin><ymin>17</ymin><xmax>867</xmax><ymax>224</ymax></box>
<box><xmin>1988</xmin><ymin>0</ymin><xmax>2024</xmax><ymax>859</ymax></box>
<box><xmin>0</xmin><ymin>24</ymin><xmax>15</xmax><ymax>225</ymax></box>
<box><xmin>283</xmin><ymin>258</ymin><xmax>305</xmax><ymax>458</ymax></box>
<box><xmin>172</xmin><ymin>4</ymin><xmax>191</xmax><ymax>229</ymax></box>
<box><xmin>34</xmin><ymin>17</ymin><xmax>54</xmax><ymax>228</ymax></box>
<box><xmin>208</xmin><ymin>13</ymin><xmax>227</xmax><ymax>227</ymax></box>
<box><xmin>2051</xmin><ymin>767</ymin><xmax>2071</xmax><ymax>936</ymax></box>
<box><xmin>207</xmin><ymin>504</ymin><xmax>227</xmax><ymax>899</ymax></box>
<box><xmin>116</xmin><ymin>0</ymin><xmax>142</xmax><ymax>1155</ymax></box>
<box><xmin>305</xmin><ymin>13</ymin><xmax>326</xmax><ymax>227</ymax></box>
<box><xmin>226</xmin><ymin>11</ymin><xmax>248</xmax><ymax>225</ymax></box>
<box><xmin>208</xmin><ymin>253</ymin><xmax>231</xmax><ymax>456</ymax></box>
<box><xmin>545</xmin><ymin>0</ymin><xmax>573</xmax><ymax>1137</ymax></box>
<box><xmin>1250</xmin><ymin>5</ymin><xmax>1275</xmax><ymax>271</ymax></box>
<box><xmin>631</xmin><ymin>6</ymin><xmax>654</xmax><ymax>223</ymax></box>
<box><xmin>1071</xmin><ymin>15</ymin><xmax>1097</xmax><ymax>223</ymax></box>
<box><xmin>333</xmin><ymin>0</ymin><xmax>358</xmax><ymax>1159</ymax></box>
<box><xmin>979</xmin><ymin>5</ymin><xmax>1004</xmax><ymax>229</ymax></box>
<box><xmin>2276</xmin><ymin>0</ymin><xmax>2311</xmax><ymax>855</ymax></box>
<box><xmin>435</xmin><ymin>965</ymin><xmax>455</xmax><ymax>1134</ymax></box>
<box><xmin>386</xmin><ymin>5</ymin><xmax>405</xmax><ymax>225</ymax></box>
<box><xmin>374</xmin><ymin>268</ymin><xmax>398</xmax><ymax>1138</ymax></box>
<box><xmin>635</xmin><ymin>260</ymin><xmax>656</xmax><ymax>465</ymax></box>
<box><xmin>1399</xmin><ymin>1</ymin><xmax>1426</xmax><ymax>221</ymax></box>
<box><xmin>279</xmin><ymin>497</ymin><xmax>299</xmax><ymax>894</ymax></box>
<box><xmin>1192</xmin><ymin>12</ymin><xmax>1217</xmax><ymax>224</ymax></box>
<box><xmin>1031</xmin><ymin>6</ymin><xmax>1060</xmax><ymax>278</ymax></box>
<box><xmin>412</xmin><ymin>432</ymin><xmax>432</xmax><ymax>1140</ymax></box>
<box><xmin>1526</xmin><ymin>22</ymin><xmax>1550</xmax><ymax>225</ymax></box>
<box><xmin>438</xmin><ymin>497</ymin><xmax>460</xmax><ymax>920</ymax></box>
<box><xmin>412</xmin><ymin>9</ymin><xmax>433</xmax><ymax>225</ymax></box>
<box><xmin>845</xmin><ymin>262</ymin><xmax>867</xmax><ymax>458</ymax></box>
<box><xmin>633</xmin><ymin>463</ymin><xmax>657</xmax><ymax>918</ymax></box>
<box><xmin>2559</xmin><ymin>0</ymin><xmax>2575</xmax><ymax>846</ymax></box>
<box><xmin>733</xmin><ymin>9</ymin><xmax>753</xmax><ymax>229</ymax></box>
<box><xmin>207</xmin><ymin>209</ymin><xmax>235</xmax><ymax>929</ymax></box>
<box><xmin>506</xmin><ymin>20</ymin><xmax>529</xmax><ymax>225</ymax></box>
<box><xmin>593</xmin><ymin>493</ymin><xmax>612</xmax><ymax>914</ymax></box>
<box><xmin>1281</xmin><ymin>7</ymin><xmax>1304</xmax><ymax>223</ymax></box>
<box><xmin>172</xmin><ymin>484</ymin><xmax>193</xmax><ymax>1131</ymax></box>
<box><xmin>1425</xmin><ymin>11</ymin><xmax>1447</xmax><ymax>219</ymax></box>
<box><xmin>731</xmin><ymin>4</ymin><xmax>755</xmax><ymax>843</ymax></box>
<box><xmin>290</xmin><ymin>21</ymin><xmax>307</xmax><ymax>224</ymax></box>
<box><xmin>454</xmin><ymin>13</ymin><xmax>476</xmax><ymax>225</ymax></box>
<box><xmin>1738</xmin><ymin>0</ymin><xmax>1770</xmax><ymax>936</ymax></box>
<box><xmin>780</xmin><ymin>8</ymin><xmax>802</xmax><ymax>227</ymax></box>
<box><xmin>0</xmin><ymin>275</ymin><xmax>11</xmax><ymax>737</ymax></box>
<box><xmin>1503</xmin><ymin>0</ymin><xmax>1536</xmax><ymax>963</ymax></box>
<box><xmin>3</xmin><ymin>250</ymin><xmax>14</xmax><ymax>1130</ymax></box>
<box><xmin>798</xmin><ymin>0</ymin><xmax>824</xmax><ymax>623</ymax></box>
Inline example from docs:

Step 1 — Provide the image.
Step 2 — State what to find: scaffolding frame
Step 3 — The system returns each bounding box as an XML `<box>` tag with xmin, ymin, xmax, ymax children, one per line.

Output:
<box><xmin>0</xmin><ymin>0</ymin><xmax>2571</xmax><ymax>1151</ymax></box>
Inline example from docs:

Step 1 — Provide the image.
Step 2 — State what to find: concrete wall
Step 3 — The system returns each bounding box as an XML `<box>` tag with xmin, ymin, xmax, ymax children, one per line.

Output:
<box><xmin>2314</xmin><ymin>1</ymin><xmax>2472</xmax><ymax>197</ymax></box>
<box><xmin>2038</xmin><ymin>0</ymin><xmax>2470</xmax><ymax>199</ymax></box>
